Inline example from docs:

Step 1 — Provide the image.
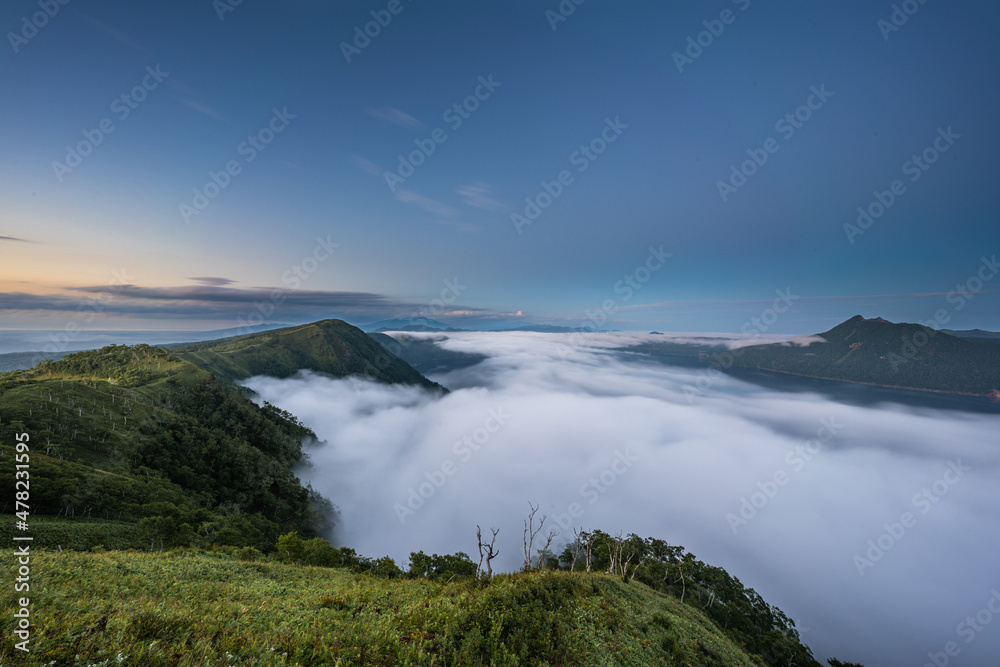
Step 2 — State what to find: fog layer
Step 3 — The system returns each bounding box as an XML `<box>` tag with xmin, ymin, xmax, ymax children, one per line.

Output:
<box><xmin>245</xmin><ymin>332</ymin><xmax>1000</xmax><ymax>666</ymax></box>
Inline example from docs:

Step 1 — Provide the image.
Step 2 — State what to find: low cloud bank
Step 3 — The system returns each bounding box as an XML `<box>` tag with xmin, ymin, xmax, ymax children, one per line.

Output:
<box><xmin>245</xmin><ymin>332</ymin><xmax>1000</xmax><ymax>666</ymax></box>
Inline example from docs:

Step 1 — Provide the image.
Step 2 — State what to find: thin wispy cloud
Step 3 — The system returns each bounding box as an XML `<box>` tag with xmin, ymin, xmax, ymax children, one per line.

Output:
<box><xmin>0</xmin><ymin>236</ymin><xmax>34</xmax><ymax>243</ymax></box>
<box><xmin>176</xmin><ymin>98</ymin><xmax>227</xmax><ymax>122</ymax></box>
<box><xmin>188</xmin><ymin>277</ymin><xmax>237</xmax><ymax>286</ymax></box>
<box><xmin>351</xmin><ymin>155</ymin><xmax>382</xmax><ymax>176</ymax></box>
<box><xmin>366</xmin><ymin>107</ymin><xmax>424</xmax><ymax>129</ymax></box>
<box><xmin>79</xmin><ymin>15</ymin><xmax>151</xmax><ymax>56</ymax></box>
<box><xmin>68</xmin><ymin>284</ymin><xmax>403</xmax><ymax>307</ymax></box>
<box><xmin>456</xmin><ymin>182</ymin><xmax>504</xmax><ymax>210</ymax></box>
<box><xmin>395</xmin><ymin>190</ymin><xmax>460</xmax><ymax>218</ymax></box>
<box><xmin>0</xmin><ymin>284</ymin><xmax>506</xmax><ymax>325</ymax></box>
<box><xmin>434</xmin><ymin>219</ymin><xmax>481</xmax><ymax>233</ymax></box>
<box><xmin>631</xmin><ymin>291</ymin><xmax>1000</xmax><ymax>311</ymax></box>
<box><xmin>0</xmin><ymin>286</ymin><xmax>402</xmax><ymax>320</ymax></box>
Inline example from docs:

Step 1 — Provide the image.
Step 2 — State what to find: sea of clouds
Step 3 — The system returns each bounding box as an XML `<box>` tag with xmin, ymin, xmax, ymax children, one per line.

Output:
<box><xmin>244</xmin><ymin>331</ymin><xmax>1000</xmax><ymax>667</ymax></box>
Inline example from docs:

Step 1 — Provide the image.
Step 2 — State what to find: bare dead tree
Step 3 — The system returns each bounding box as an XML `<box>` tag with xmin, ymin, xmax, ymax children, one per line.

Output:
<box><xmin>476</xmin><ymin>525</ymin><xmax>500</xmax><ymax>579</ymax></box>
<box><xmin>606</xmin><ymin>531</ymin><xmax>623</xmax><ymax>575</ymax></box>
<box><xmin>574</xmin><ymin>529</ymin><xmax>596</xmax><ymax>573</ymax></box>
<box><xmin>522</xmin><ymin>502</ymin><xmax>547</xmax><ymax>571</ymax></box>
<box><xmin>604</xmin><ymin>531</ymin><xmax>644</xmax><ymax>579</ymax></box>
<box><xmin>620</xmin><ymin>551</ymin><xmax>634</xmax><ymax>578</ymax></box>
<box><xmin>628</xmin><ymin>547</ymin><xmax>650</xmax><ymax>582</ymax></box>
<box><xmin>484</xmin><ymin>528</ymin><xmax>500</xmax><ymax>578</ymax></box>
<box><xmin>567</xmin><ymin>529</ymin><xmax>583</xmax><ymax>572</ymax></box>
<box><xmin>673</xmin><ymin>554</ymin><xmax>690</xmax><ymax>603</ymax></box>
<box><xmin>535</xmin><ymin>529</ymin><xmax>558</xmax><ymax>570</ymax></box>
<box><xmin>624</xmin><ymin>551</ymin><xmax>639</xmax><ymax>581</ymax></box>
<box><xmin>476</xmin><ymin>525</ymin><xmax>486</xmax><ymax>576</ymax></box>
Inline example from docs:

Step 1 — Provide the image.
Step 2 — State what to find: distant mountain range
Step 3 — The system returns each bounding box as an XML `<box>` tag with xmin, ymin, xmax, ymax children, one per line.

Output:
<box><xmin>941</xmin><ymin>328</ymin><xmax>1000</xmax><ymax>342</ymax></box>
<box><xmin>362</xmin><ymin>316</ymin><xmax>594</xmax><ymax>334</ymax></box>
<box><xmin>0</xmin><ymin>324</ymin><xmax>291</xmax><ymax>355</ymax></box>
<box><xmin>500</xmin><ymin>324</ymin><xmax>596</xmax><ymax>333</ymax></box>
<box><xmin>720</xmin><ymin>315</ymin><xmax>1000</xmax><ymax>396</ymax></box>
<box><xmin>361</xmin><ymin>316</ymin><xmax>455</xmax><ymax>332</ymax></box>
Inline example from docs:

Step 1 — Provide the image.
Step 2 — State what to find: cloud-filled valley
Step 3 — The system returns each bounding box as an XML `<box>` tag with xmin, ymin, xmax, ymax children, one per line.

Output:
<box><xmin>244</xmin><ymin>332</ymin><xmax>1000</xmax><ymax>666</ymax></box>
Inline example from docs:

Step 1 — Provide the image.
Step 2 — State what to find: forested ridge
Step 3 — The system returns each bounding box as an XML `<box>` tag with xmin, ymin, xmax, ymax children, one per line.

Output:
<box><xmin>720</xmin><ymin>315</ymin><xmax>1000</xmax><ymax>396</ymax></box>
<box><xmin>173</xmin><ymin>318</ymin><xmax>444</xmax><ymax>390</ymax></box>
<box><xmin>0</xmin><ymin>344</ymin><xmax>328</xmax><ymax>551</ymax></box>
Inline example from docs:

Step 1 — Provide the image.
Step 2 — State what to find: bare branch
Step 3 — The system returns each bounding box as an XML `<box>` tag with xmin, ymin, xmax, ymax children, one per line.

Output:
<box><xmin>477</xmin><ymin>525</ymin><xmax>501</xmax><ymax>579</ymax></box>
<box><xmin>476</xmin><ymin>525</ymin><xmax>485</xmax><ymax>577</ymax></box>
<box><xmin>522</xmin><ymin>502</ymin><xmax>547</xmax><ymax>571</ymax></box>
<box><xmin>573</xmin><ymin>528</ymin><xmax>595</xmax><ymax>573</ymax></box>
<box><xmin>535</xmin><ymin>530</ymin><xmax>557</xmax><ymax>570</ymax></box>
<box><xmin>485</xmin><ymin>527</ymin><xmax>500</xmax><ymax>578</ymax></box>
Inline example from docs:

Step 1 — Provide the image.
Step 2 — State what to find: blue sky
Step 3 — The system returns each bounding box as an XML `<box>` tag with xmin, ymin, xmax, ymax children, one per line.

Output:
<box><xmin>1</xmin><ymin>0</ymin><xmax>998</xmax><ymax>333</ymax></box>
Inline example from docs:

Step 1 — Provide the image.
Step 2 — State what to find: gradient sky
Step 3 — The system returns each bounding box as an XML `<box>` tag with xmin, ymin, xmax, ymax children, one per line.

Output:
<box><xmin>2</xmin><ymin>0</ymin><xmax>999</xmax><ymax>333</ymax></box>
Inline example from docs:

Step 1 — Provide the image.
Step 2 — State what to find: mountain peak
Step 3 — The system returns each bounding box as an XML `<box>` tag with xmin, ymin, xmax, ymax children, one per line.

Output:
<box><xmin>726</xmin><ymin>315</ymin><xmax>1000</xmax><ymax>395</ymax></box>
<box><xmin>845</xmin><ymin>315</ymin><xmax>889</xmax><ymax>324</ymax></box>
<box><xmin>174</xmin><ymin>319</ymin><xmax>443</xmax><ymax>390</ymax></box>
<box><xmin>821</xmin><ymin>315</ymin><xmax>922</xmax><ymax>341</ymax></box>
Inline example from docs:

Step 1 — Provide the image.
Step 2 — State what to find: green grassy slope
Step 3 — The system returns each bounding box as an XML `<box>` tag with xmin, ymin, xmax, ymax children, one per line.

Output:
<box><xmin>0</xmin><ymin>344</ymin><xmax>326</xmax><ymax>550</ymax></box>
<box><xmin>721</xmin><ymin>315</ymin><xmax>1000</xmax><ymax>395</ymax></box>
<box><xmin>174</xmin><ymin>319</ymin><xmax>443</xmax><ymax>390</ymax></box>
<box><xmin>0</xmin><ymin>549</ymin><xmax>764</xmax><ymax>667</ymax></box>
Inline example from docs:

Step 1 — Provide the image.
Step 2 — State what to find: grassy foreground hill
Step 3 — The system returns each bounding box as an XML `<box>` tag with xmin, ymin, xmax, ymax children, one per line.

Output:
<box><xmin>719</xmin><ymin>315</ymin><xmax>1000</xmax><ymax>396</ymax></box>
<box><xmin>0</xmin><ymin>549</ymin><xmax>766</xmax><ymax>667</ymax></box>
